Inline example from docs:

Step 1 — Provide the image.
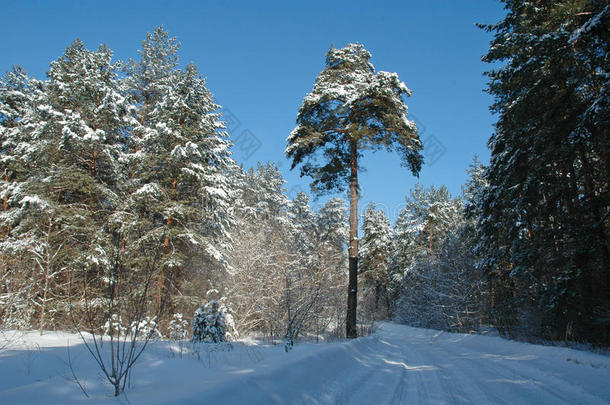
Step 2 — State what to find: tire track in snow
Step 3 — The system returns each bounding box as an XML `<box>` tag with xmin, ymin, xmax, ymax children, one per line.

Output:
<box><xmin>406</xmin><ymin>326</ymin><xmax>608</xmax><ymax>405</ymax></box>
<box><xmin>389</xmin><ymin>366</ymin><xmax>407</xmax><ymax>405</ymax></box>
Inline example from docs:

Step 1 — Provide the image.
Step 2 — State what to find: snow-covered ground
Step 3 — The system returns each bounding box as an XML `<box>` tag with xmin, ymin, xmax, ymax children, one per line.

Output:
<box><xmin>0</xmin><ymin>323</ymin><xmax>608</xmax><ymax>404</ymax></box>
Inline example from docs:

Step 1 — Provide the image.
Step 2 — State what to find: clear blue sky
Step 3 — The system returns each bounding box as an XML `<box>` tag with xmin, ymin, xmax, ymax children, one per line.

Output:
<box><xmin>1</xmin><ymin>0</ymin><xmax>506</xmax><ymax>221</ymax></box>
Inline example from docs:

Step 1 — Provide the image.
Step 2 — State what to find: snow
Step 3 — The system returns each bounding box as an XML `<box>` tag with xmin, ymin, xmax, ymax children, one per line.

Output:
<box><xmin>18</xmin><ymin>195</ymin><xmax>48</xmax><ymax>209</ymax></box>
<box><xmin>1</xmin><ymin>322</ymin><xmax>608</xmax><ymax>404</ymax></box>
<box><xmin>569</xmin><ymin>5</ymin><xmax>609</xmax><ymax>44</ymax></box>
<box><xmin>132</xmin><ymin>183</ymin><xmax>162</xmax><ymax>200</ymax></box>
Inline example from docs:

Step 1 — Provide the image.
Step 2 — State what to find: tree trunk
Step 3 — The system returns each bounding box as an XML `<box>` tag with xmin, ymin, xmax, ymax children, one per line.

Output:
<box><xmin>157</xmin><ymin>192</ymin><xmax>175</xmax><ymax>313</ymax></box>
<box><xmin>2</xmin><ymin>172</ymin><xmax>8</xmax><ymax>211</ymax></box>
<box><xmin>346</xmin><ymin>139</ymin><xmax>358</xmax><ymax>339</ymax></box>
<box><xmin>39</xmin><ymin>266</ymin><xmax>50</xmax><ymax>336</ymax></box>
<box><xmin>39</xmin><ymin>218</ymin><xmax>54</xmax><ymax>336</ymax></box>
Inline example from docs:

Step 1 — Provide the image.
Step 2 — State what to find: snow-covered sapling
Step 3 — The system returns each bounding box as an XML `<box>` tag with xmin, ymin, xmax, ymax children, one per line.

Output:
<box><xmin>169</xmin><ymin>313</ymin><xmax>189</xmax><ymax>341</ymax></box>
<box><xmin>130</xmin><ymin>316</ymin><xmax>162</xmax><ymax>340</ymax></box>
<box><xmin>192</xmin><ymin>300</ymin><xmax>228</xmax><ymax>343</ymax></box>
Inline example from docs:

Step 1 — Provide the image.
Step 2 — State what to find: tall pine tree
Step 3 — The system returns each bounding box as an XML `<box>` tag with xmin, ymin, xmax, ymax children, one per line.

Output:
<box><xmin>286</xmin><ymin>43</ymin><xmax>423</xmax><ymax>337</ymax></box>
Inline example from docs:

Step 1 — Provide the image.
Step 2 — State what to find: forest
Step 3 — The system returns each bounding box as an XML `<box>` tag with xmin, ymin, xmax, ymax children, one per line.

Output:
<box><xmin>0</xmin><ymin>0</ymin><xmax>608</xmax><ymax>359</ymax></box>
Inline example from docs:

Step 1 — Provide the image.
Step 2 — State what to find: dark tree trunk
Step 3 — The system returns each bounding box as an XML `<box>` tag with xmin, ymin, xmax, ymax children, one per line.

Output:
<box><xmin>346</xmin><ymin>139</ymin><xmax>358</xmax><ymax>339</ymax></box>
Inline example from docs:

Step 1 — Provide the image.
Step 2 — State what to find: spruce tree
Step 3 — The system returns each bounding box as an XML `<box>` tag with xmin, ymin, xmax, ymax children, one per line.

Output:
<box><xmin>316</xmin><ymin>197</ymin><xmax>349</xmax><ymax>252</ymax></box>
<box><xmin>479</xmin><ymin>1</ymin><xmax>609</xmax><ymax>342</ymax></box>
<box><xmin>392</xmin><ymin>185</ymin><xmax>468</xmax><ymax>330</ymax></box>
<box><xmin>289</xmin><ymin>191</ymin><xmax>318</xmax><ymax>260</ymax></box>
<box><xmin>360</xmin><ymin>203</ymin><xmax>393</xmax><ymax>318</ymax></box>
<box><xmin>286</xmin><ymin>44</ymin><xmax>423</xmax><ymax>337</ymax></box>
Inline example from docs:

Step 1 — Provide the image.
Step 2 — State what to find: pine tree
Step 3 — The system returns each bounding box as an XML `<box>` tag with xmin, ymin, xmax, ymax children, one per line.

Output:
<box><xmin>0</xmin><ymin>40</ymin><xmax>135</xmax><ymax>330</ymax></box>
<box><xmin>123</xmin><ymin>25</ymin><xmax>180</xmax><ymax>123</ymax></box>
<box><xmin>286</xmin><ymin>43</ymin><xmax>423</xmax><ymax>337</ymax></box>
<box><xmin>124</xmin><ymin>27</ymin><xmax>235</xmax><ymax>317</ymax></box>
<box><xmin>48</xmin><ymin>39</ymin><xmax>137</xmax><ymax>321</ymax></box>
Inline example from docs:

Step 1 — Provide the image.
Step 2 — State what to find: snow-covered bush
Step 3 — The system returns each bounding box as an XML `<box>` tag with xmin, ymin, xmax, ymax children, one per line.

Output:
<box><xmin>191</xmin><ymin>297</ymin><xmax>238</xmax><ymax>343</ymax></box>
<box><xmin>130</xmin><ymin>316</ymin><xmax>162</xmax><ymax>340</ymax></box>
<box><xmin>102</xmin><ymin>314</ymin><xmax>127</xmax><ymax>337</ymax></box>
<box><xmin>168</xmin><ymin>313</ymin><xmax>189</xmax><ymax>340</ymax></box>
<box><xmin>102</xmin><ymin>315</ymin><xmax>163</xmax><ymax>340</ymax></box>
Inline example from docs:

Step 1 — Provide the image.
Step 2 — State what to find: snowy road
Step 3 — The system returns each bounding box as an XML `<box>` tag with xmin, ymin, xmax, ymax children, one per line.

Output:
<box><xmin>1</xmin><ymin>323</ymin><xmax>609</xmax><ymax>404</ymax></box>
<box><xmin>194</xmin><ymin>323</ymin><xmax>610</xmax><ymax>405</ymax></box>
